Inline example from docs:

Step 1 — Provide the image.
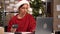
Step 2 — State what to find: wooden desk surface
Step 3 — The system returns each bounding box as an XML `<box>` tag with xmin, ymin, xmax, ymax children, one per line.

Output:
<box><xmin>4</xmin><ymin>32</ymin><xmax>32</xmax><ymax>34</ymax></box>
<box><xmin>4</xmin><ymin>32</ymin><xmax>14</xmax><ymax>34</ymax></box>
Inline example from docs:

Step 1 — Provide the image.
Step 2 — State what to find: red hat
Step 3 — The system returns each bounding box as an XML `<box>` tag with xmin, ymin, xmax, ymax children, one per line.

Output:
<box><xmin>15</xmin><ymin>0</ymin><xmax>30</xmax><ymax>10</ymax></box>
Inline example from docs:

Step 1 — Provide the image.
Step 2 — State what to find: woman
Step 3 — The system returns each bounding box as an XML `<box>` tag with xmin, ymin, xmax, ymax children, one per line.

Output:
<box><xmin>7</xmin><ymin>0</ymin><xmax>36</xmax><ymax>32</ymax></box>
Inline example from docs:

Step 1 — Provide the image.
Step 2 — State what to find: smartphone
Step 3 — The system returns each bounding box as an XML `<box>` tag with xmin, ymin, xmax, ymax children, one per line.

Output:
<box><xmin>12</xmin><ymin>24</ymin><xmax>18</xmax><ymax>28</ymax></box>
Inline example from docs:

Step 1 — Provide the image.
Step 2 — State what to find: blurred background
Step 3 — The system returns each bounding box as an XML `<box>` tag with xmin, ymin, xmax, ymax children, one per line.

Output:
<box><xmin>0</xmin><ymin>0</ymin><xmax>60</xmax><ymax>34</ymax></box>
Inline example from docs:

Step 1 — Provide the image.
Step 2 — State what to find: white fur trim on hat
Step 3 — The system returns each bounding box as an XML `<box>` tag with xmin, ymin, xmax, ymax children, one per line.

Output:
<box><xmin>15</xmin><ymin>0</ymin><xmax>29</xmax><ymax>10</ymax></box>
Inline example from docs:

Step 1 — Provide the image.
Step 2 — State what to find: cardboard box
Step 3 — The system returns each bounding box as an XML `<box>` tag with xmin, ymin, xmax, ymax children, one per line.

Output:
<box><xmin>0</xmin><ymin>27</ymin><xmax>4</xmax><ymax>34</ymax></box>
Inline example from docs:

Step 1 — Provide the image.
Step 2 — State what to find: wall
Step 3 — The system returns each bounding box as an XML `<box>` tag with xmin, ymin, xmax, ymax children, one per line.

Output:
<box><xmin>53</xmin><ymin>0</ymin><xmax>60</xmax><ymax>31</ymax></box>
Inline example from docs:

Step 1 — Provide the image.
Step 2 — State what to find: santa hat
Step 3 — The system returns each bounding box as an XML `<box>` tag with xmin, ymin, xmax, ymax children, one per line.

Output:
<box><xmin>15</xmin><ymin>0</ymin><xmax>30</xmax><ymax>10</ymax></box>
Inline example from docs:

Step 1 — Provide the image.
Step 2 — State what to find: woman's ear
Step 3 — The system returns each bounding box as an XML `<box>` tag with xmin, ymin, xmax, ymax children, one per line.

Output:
<box><xmin>28</xmin><ymin>4</ymin><xmax>30</xmax><ymax>8</ymax></box>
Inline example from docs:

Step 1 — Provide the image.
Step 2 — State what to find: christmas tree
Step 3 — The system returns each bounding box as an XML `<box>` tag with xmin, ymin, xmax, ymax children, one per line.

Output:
<box><xmin>29</xmin><ymin>0</ymin><xmax>44</xmax><ymax>18</ymax></box>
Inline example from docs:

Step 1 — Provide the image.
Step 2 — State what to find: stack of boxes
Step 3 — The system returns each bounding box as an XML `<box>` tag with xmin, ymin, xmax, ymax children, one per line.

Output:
<box><xmin>4</xmin><ymin>0</ymin><xmax>18</xmax><ymax>25</ymax></box>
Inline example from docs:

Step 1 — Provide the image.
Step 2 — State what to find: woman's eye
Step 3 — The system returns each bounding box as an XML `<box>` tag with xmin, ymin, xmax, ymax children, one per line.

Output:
<box><xmin>21</xmin><ymin>7</ymin><xmax>24</xmax><ymax>9</ymax></box>
<box><xmin>22</xmin><ymin>7</ymin><xmax>28</xmax><ymax>9</ymax></box>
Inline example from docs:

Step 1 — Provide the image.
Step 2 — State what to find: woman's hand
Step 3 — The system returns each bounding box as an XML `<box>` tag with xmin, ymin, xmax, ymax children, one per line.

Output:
<box><xmin>11</xmin><ymin>27</ymin><xmax>17</xmax><ymax>33</ymax></box>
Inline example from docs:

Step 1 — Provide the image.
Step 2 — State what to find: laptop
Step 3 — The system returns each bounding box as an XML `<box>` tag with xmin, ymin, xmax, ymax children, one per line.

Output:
<box><xmin>35</xmin><ymin>17</ymin><xmax>53</xmax><ymax>34</ymax></box>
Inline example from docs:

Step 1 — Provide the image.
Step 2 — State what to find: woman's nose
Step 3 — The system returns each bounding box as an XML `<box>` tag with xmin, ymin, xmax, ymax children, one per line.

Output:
<box><xmin>24</xmin><ymin>9</ymin><xmax>27</xmax><ymax>11</ymax></box>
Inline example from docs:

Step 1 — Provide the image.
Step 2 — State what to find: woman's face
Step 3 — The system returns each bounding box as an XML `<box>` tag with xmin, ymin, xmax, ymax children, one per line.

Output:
<box><xmin>19</xmin><ymin>4</ymin><xmax>28</xmax><ymax>14</ymax></box>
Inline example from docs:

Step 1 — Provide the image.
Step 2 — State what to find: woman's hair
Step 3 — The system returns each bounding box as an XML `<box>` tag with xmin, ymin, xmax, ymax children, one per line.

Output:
<box><xmin>18</xmin><ymin>4</ymin><xmax>28</xmax><ymax>13</ymax></box>
<box><xmin>18</xmin><ymin>4</ymin><xmax>24</xmax><ymax>13</ymax></box>
<box><xmin>18</xmin><ymin>3</ymin><xmax>28</xmax><ymax>9</ymax></box>
<box><xmin>18</xmin><ymin>4</ymin><xmax>24</xmax><ymax>9</ymax></box>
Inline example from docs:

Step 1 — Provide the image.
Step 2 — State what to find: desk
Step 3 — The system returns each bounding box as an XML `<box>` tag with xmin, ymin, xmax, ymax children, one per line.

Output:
<box><xmin>5</xmin><ymin>32</ymin><xmax>14</xmax><ymax>34</ymax></box>
<box><xmin>4</xmin><ymin>32</ymin><xmax>32</xmax><ymax>34</ymax></box>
